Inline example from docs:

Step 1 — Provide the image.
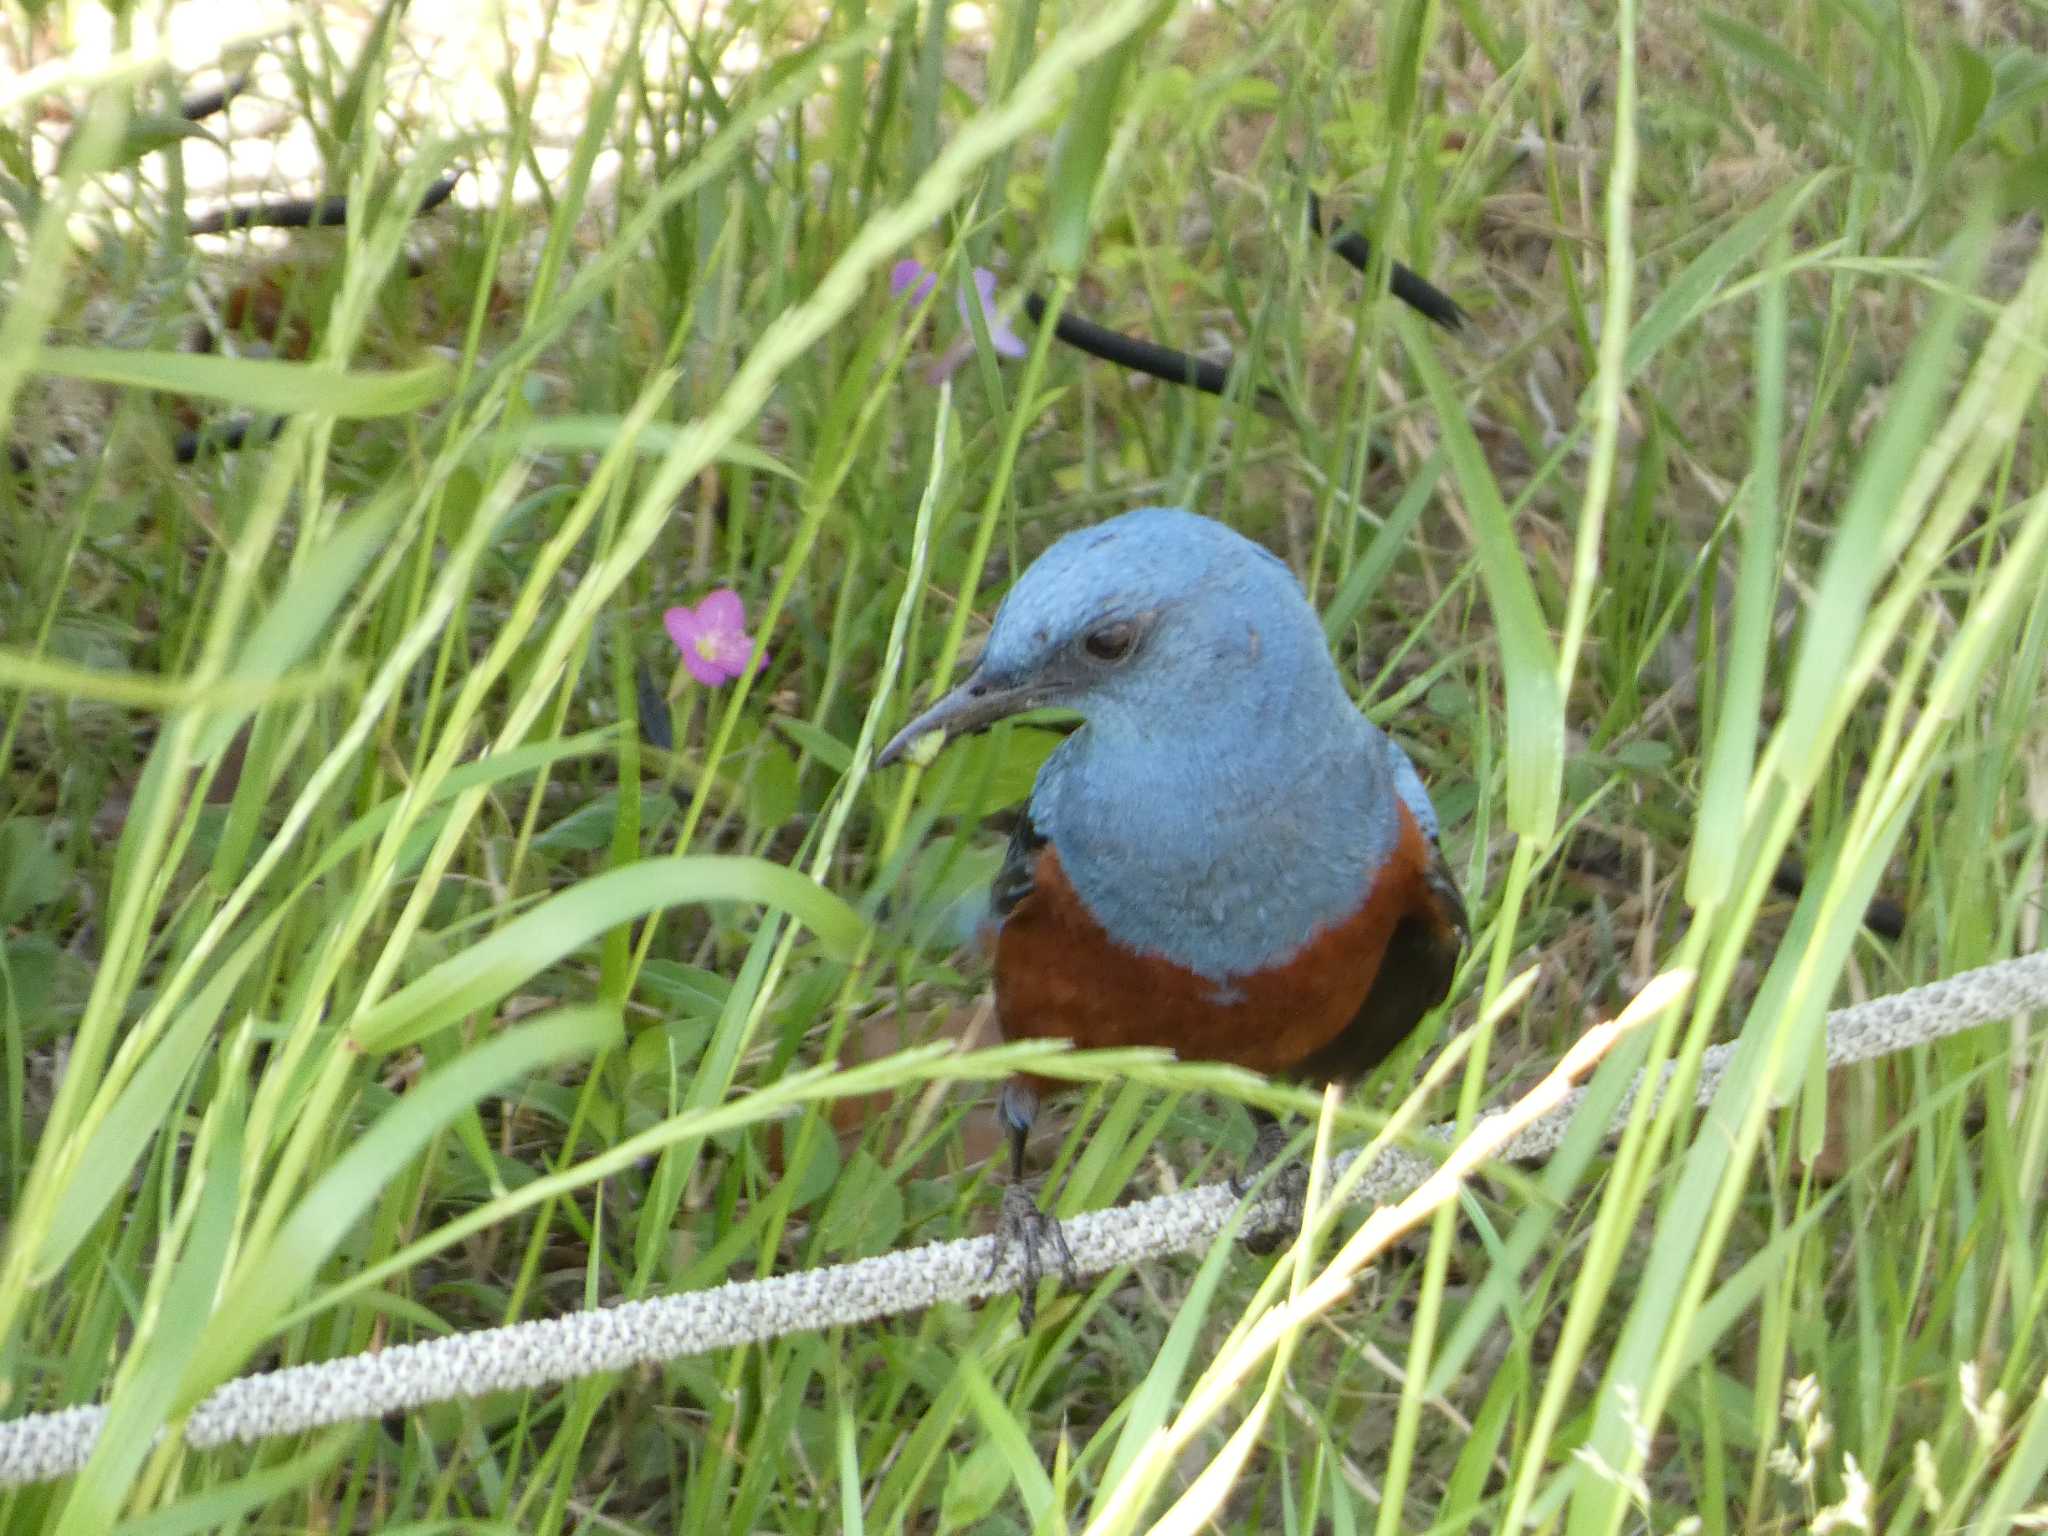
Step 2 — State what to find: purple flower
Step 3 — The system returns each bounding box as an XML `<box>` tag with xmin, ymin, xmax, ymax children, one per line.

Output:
<box><xmin>664</xmin><ymin>589</ymin><xmax>768</xmax><ymax>687</ymax></box>
<box><xmin>890</xmin><ymin>259</ymin><xmax>1027</xmax><ymax>381</ymax></box>
<box><xmin>890</xmin><ymin>257</ymin><xmax>938</xmax><ymax>305</ymax></box>
<box><xmin>958</xmin><ymin>268</ymin><xmax>1028</xmax><ymax>358</ymax></box>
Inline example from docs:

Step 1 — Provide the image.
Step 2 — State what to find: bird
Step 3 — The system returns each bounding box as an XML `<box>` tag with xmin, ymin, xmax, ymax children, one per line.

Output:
<box><xmin>876</xmin><ymin>507</ymin><xmax>1467</xmax><ymax>1322</ymax></box>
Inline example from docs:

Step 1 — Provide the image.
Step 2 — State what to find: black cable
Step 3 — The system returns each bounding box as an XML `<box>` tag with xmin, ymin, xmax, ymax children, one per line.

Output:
<box><xmin>189</xmin><ymin>170</ymin><xmax>462</xmax><ymax>236</ymax></box>
<box><xmin>179</xmin><ymin>72</ymin><xmax>250</xmax><ymax>123</ymax></box>
<box><xmin>1306</xmin><ymin>190</ymin><xmax>1466</xmax><ymax>330</ymax></box>
<box><xmin>172</xmin><ymin>416</ymin><xmax>285</xmax><ymax>465</ymax></box>
<box><xmin>1020</xmin><ymin>292</ymin><xmax>1281</xmax><ymax>411</ymax></box>
<box><xmin>1772</xmin><ymin>859</ymin><xmax>1907</xmax><ymax>940</ymax></box>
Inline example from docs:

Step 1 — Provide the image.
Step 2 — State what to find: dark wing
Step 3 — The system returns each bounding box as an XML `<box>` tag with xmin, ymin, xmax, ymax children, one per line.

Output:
<box><xmin>1383</xmin><ymin>734</ymin><xmax>1469</xmax><ymax>950</ymax></box>
<box><xmin>990</xmin><ymin>808</ymin><xmax>1048</xmax><ymax>922</ymax></box>
<box><xmin>1294</xmin><ymin>817</ymin><xmax>1468</xmax><ymax>1087</ymax></box>
<box><xmin>1421</xmin><ymin>834</ymin><xmax>1469</xmax><ymax>946</ymax></box>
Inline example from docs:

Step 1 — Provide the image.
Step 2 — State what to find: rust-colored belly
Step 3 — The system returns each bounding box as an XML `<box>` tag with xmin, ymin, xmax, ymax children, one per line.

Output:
<box><xmin>994</xmin><ymin>806</ymin><xmax>1450</xmax><ymax>1086</ymax></box>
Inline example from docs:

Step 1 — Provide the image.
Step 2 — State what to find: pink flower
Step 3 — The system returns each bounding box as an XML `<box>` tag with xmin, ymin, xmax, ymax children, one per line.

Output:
<box><xmin>890</xmin><ymin>259</ymin><xmax>1027</xmax><ymax>382</ymax></box>
<box><xmin>664</xmin><ymin>589</ymin><xmax>768</xmax><ymax>686</ymax></box>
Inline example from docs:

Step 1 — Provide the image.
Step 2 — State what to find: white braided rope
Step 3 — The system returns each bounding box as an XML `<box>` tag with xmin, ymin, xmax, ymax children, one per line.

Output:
<box><xmin>2</xmin><ymin>949</ymin><xmax>2043</xmax><ymax>1489</ymax></box>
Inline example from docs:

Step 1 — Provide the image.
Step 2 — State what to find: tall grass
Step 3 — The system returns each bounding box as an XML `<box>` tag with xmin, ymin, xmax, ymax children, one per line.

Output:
<box><xmin>1</xmin><ymin>0</ymin><xmax>2043</xmax><ymax>1531</ymax></box>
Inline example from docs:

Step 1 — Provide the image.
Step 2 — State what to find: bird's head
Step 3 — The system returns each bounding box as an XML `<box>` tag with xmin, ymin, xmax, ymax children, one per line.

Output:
<box><xmin>878</xmin><ymin>508</ymin><xmax>1344</xmax><ymax>768</ymax></box>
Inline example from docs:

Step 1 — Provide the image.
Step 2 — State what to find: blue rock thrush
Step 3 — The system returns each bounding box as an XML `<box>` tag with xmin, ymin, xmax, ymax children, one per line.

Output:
<box><xmin>879</xmin><ymin>508</ymin><xmax>1466</xmax><ymax>1321</ymax></box>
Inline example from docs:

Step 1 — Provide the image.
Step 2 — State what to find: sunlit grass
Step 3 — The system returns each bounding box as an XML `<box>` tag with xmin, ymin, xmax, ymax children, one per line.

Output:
<box><xmin>2</xmin><ymin>0</ymin><xmax>2044</xmax><ymax>1530</ymax></box>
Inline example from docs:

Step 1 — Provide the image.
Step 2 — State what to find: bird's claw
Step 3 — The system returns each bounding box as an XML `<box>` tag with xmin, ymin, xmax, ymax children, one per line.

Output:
<box><xmin>988</xmin><ymin>1182</ymin><xmax>1076</xmax><ymax>1328</ymax></box>
<box><xmin>1232</xmin><ymin>1118</ymin><xmax>1310</xmax><ymax>1254</ymax></box>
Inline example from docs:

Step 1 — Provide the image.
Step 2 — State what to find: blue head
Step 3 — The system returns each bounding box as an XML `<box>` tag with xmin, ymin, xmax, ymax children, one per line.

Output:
<box><xmin>880</xmin><ymin>508</ymin><xmax>1435</xmax><ymax>978</ymax></box>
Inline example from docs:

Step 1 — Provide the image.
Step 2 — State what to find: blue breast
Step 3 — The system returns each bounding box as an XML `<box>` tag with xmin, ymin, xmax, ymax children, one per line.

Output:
<box><xmin>1029</xmin><ymin>664</ymin><xmax>1428</xmax><ymax>982</ymax></box>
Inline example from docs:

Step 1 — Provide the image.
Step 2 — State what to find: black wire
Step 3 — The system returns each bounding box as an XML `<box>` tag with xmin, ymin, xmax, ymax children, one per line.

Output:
<box><xmin>1020</xmin><ymin>292</ymin><xmax>1282</xmax><ymax>411</ymax></box>
<box><xmin>1306</xmin><ymin>190</ymin><xmax>1466</xmax><ymax>330</ymax></box>
<box><xmin>155</xmin><ymin>172</ymin><xmax>463</xmax><ymax>463</ymax></box>
<box><xmin>1773</xmin><ymin>859</ymin><xmax>1907</xmax><ymax>940</ymax></box>
<box><xmin>172</xmin><ymin>416</ymin><xmax>285</xmax><ymax>465</ymax></box>
<box><xmin>179</xmin><ymin>72</ymin><xmax>250</xmax><ymax>123</ymax></box>
<box><xmin>189</xmin><ymin>171</ymin><xmax>462</xmax><ymax>236</ymax></box>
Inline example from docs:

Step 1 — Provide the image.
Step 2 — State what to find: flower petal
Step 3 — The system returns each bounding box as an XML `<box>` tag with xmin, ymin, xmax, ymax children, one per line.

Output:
<box><xmin>986</xmin><ymin>314</ymin><xmax>1028</xmax><ymax>359</ymax></box>
<box><xmin>962</xmin><ymin>267</ymin><xmax>1027</xmax><ymax>358</ymax></box>
<box><xmin>682</xmin><ymin>647</ymin><xmax>728</xmax><ymax>687</ymax></box>
<box><xmin>695</xmin><ymin>587</ymin><xmax>746</xmax><ymax>637</ymax></box>
<box><xmin>890</xmin><ymin>258</ymin><xmax>936</xmax><ymax>304</ymax></box>
<box><xmin>663</xmin><ymin>605</ymin><xmax>702</xmax><ymax>654</ymax></box>
<box><xmin>726</xmin><ymin>636</ymin><xmax>764</xmax><ymax>682</ymax></box>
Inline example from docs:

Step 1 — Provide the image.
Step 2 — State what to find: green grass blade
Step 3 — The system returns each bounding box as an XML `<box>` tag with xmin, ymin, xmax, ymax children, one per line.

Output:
<box><xmin>109</xmin><ymin>1435</ymin><xmax>354</xmax><ymax>1536</ymax></box>
<box><xmin>958</xmin><ymin>1357</ymin><xmax>1057</xmax><ymax>1529</ymax></box>
<box><xmin>30</xmin><ymin>909</ymin><xmax>284</xmax><ymax>1281</ymax></box>
<box><xmin>1688</xmin><ymin>233</ymin><xmax>1790</xmax><ymax>908</ymax></box>
<box><xmin>349</xmin><ymin>856</ymin><xmax>868</xmax><ymax>1053</ymax></box>
<box><xmin>1621</xmin><ymin>175</ymin><xmax>1830</xmax><ymax>383</ymax></box>
<box><xmin>192</xmin><ymin>487</ymin><xmax>409</xmax><ymax>757</ymax></box>
<box><xmin>1977</xmin><ymin>1374</ymin><xmax>2048</xmax><ymax>1534</ymax></box>
<box><xmin>1399</xmin><ymin>311</ymin><xmax>1563</xmax><ymax>839</ymax></box>
<box><xmin>30</xmin><ymin>347</ymin><xmax>455</xmax><ymax>417</ymax></box>
<box><xmin>190</xmin><ymin>1005</ymin><xmax>622</xmax><ymax>1392</ymax></box>
<box><xmin>51</xmin><ymin>1103</ymin><xmax>245</xmax><ymax>1535</ymax></box>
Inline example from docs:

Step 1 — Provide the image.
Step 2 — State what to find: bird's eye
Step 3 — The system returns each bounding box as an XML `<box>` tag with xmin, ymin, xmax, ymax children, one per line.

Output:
<box><xmin>1082</xmin><ymin>620</ymin><xmax>1138</xmax><ymax>663</ymax></box>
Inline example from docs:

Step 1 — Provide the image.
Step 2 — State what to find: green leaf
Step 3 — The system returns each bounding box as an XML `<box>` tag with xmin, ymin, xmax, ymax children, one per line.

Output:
<box><xmin>1095</xmin><ymin>1160</ymin><xmax>1249</xmax><ymax>1495</ymax></box>
<box><xmin>1937</xmin><ymin>41</ymin><xmax>1995</xmax><ymax>159</ymax></box>
<box><xmin>636</xmin><ymin>958</ymin><xmax>732</xmax><ymax>1019</ymax></box>
<box><xmin>741</xmin><ymin>739</ymin><xmax>801</xmax><ymax>832</ymax></box>
<box><xmin>1610</xmin><ymin>740</ymin><xmax>1674</xmax><ymax>774</ymax></box>
<box><xmin>1978</xmin><ymin>1372</ymin><xmax>2048</xmax><ymax>1532</ymax></box>
<box><xmin>773</xmin><ymin>716</ymin><xmax>855</xmax><ymax>774</ymax></box>
<box><xmin>1690</xmin><ymin>232</ymin><xmax>1789</xmax><ymax>909</ymax></box>
<box><xmin>349</xmin><ymin>856</ymin><xmax>868</xmax><ymax>1053</ymax></box>
<box><xmin>1775</xmin><ymin>252</ymin><xmax>1973</xmax><ymax>758</ymax></box>
<box><xmin>63</xmin><ymin>113</ymin><xmax>218</xmax><ymax>176</ymax></box>
<box><xmin>31</xmin><ymin>346</ymin><xmax>454</xmax><ymax>417</ymax></box>
<box><xmin>816</xmin><ymin>1149</ymin><xmax>905</xmax><ymax>1258</ymax></box>
<box><xmin>1</xmin><ymin>936</ymin><xmax>60</xmax><ymax>1040</ymax></box>
<box><xmin>923</xmin><ymin>726</ymin><xmax>1065</xmax><ymax>818</ymax></box>
<box><xmin>0</xmin><ymin>649</ymin><xmax>337</xmax><ymax>710</ymax></box>
<box><xmin>1677</xmin><ymin>1068</ymin><xmax>1976</xmax><ymax>1377</ymax></box>
<box><xmin>533</xmin><ymin>791</ymin><xmax>627</xmax><ymax>852</ymax></box>
<box><xmin>1986</xmin><ymin>50</ymin><xmax>2048</xmax><ymax>142</ymax></box>
<box><xmin>1323</xmin><ymin>453</ymin><xmax>1443</xmax><ymax>642</ymax></box>
<box><xmin>626</xmin><ymin>1015</ymin><xmax>712</xmax><ymax>1083</ymax></box>
<box><xmin>0</xmin><ymin>819</ymin><xmax>68</xmax><ymax>923</ymax></box>
<box><xmin>939</xmin><ymin>1439</ymin><xmax>1012</xmax><ymax>1530</ymax></box>
<box><xmin>784</xmin><ymin>1119</ymin><xmax>844</xmax><ymax>1208</ymax></box>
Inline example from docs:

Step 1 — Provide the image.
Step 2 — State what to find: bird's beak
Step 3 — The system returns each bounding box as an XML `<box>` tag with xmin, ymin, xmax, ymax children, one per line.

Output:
<box><xmin>875</xmin><ymin>666</ymin><xmax>1049</xmax><ymax>769</ymax></box>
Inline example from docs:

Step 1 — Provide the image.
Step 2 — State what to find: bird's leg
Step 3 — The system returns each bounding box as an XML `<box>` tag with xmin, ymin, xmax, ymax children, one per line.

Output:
<box><xmin>987</xmin><ymin>1081</ymin><xmax>1076</xmax><ymax>1328</ymax></box>
<box><xmin>1232</xmin><ymin>1106</ymin><xmax>1310</xmax><ymax>1253</ymax></box>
